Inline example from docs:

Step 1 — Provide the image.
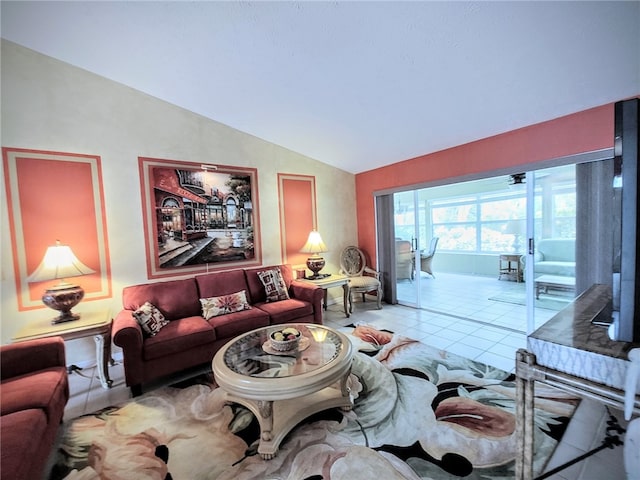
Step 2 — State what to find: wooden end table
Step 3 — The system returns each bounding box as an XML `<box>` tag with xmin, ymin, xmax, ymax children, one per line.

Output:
<box><xmin>296</xmin><ymin>273</ymin><xmax>350</xmax><ymax>317</ymax></box>
<box><xmin>212</xmin><ymin>324</ymin><xmax>354</xmax><ymax>459</ymax></box>
<box><xmin>498</xmin><ymin>254</ymin><xmax>523</xmax><ymax>282</ymax></box>
<box><xmin>12</xmin><ymin>310</ymin><xmax>114</xmax><ymax>389</ymax></box>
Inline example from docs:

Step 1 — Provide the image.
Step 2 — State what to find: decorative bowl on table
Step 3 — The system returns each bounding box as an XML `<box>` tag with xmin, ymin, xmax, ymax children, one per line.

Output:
<box><xmin>269</xmin><ymin>327</ymin><xmax>301</xmax><ymax>352</ymax></box>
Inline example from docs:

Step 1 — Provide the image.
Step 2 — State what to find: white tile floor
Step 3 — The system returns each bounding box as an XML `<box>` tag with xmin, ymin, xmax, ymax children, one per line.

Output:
<box><xmin>63</xmin><ymin>275</ymin><xmax>629</xmax><ymax>479</ymax></box>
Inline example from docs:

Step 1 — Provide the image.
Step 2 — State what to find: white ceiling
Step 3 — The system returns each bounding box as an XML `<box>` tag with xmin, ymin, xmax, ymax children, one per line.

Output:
<box><xmin>1</xmin><ymin>1</ymin><xmax>639</xmax><ymax>174</ymax></box>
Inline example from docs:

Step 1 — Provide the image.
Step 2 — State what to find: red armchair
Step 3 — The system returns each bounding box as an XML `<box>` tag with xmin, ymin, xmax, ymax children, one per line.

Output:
<box><xmin>1</xmin><ymin>336</ymin><xmax>69</xmax><ymax>480</ymax></box>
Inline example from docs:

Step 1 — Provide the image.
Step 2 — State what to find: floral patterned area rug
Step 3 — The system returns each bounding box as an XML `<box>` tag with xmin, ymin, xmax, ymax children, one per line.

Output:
<box><xmin>50</xmin><ymin>325</ymin><xmax>578</xmax><ymax>480</ymax></box>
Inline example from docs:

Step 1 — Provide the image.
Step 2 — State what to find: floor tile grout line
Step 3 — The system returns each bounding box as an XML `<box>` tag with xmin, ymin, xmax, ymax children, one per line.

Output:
<box><xmin>419</xmin><ymin>307</ymin><xmax>527</xmax><ymax>335</ymax></box>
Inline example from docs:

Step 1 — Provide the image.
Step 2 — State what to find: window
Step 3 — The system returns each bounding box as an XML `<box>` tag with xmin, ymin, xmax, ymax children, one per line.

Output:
<box><xmin>431</xmin><ymin>184</ymin><xmax>575</xmax><ymax>254</ymax></box>
<box><xmin>393</xmin><ymin>167</ymin><xmax>576</xmax><ymax>257</ymax></box>
<box><xmin>431</xmin><ymin>197</ymin><xmax>477</xmax><ymax>251</ymax></box>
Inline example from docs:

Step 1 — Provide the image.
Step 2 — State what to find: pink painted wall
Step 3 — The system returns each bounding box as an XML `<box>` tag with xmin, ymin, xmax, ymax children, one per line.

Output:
<box><xmin>355</xmin><ymin>103</ymin><xmax>615</xmax><ymax>265</ymax></box>
<box><xmin>278</xmin><ymin>174</ymin><xmax>317</xmax><ymax>267</ymax></box>
<box><xmin>3</xmin><ymin>148</ymin><xmax>111</xmax><ymax>312</ymax></box>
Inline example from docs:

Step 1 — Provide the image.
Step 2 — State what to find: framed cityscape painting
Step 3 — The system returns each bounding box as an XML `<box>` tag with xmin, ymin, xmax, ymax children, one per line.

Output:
<box><xmin>139</xmin><ymin>157</ymin><xmax>261</xmax><ymax>279</ymax></box>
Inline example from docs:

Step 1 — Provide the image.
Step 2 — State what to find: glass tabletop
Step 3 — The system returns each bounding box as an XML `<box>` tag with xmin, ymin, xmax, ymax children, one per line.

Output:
<box><xmin>222</xmin><ymin>324</ymin><xmax>343</xmax><ymax>378</ymax></box>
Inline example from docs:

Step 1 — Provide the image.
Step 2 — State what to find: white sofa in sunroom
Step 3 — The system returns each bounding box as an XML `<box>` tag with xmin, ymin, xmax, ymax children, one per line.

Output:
<box><xmin>519</xmin><ymin>238</ymin><xmax>576</xmax><ymax>279</ymax></box>
<box><xmin>533</xmin><ymin>238</ymin><xmax>575</xmax><ymax>277</ymax></box>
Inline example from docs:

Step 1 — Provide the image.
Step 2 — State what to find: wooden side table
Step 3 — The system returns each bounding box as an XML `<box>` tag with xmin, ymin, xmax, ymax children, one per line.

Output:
<box><xmin>296</xmin><ymin>274</ymin><xmax>350</xmax><ymax>318</ymax></box>
<box><xmin>12</xmin><ymin>310</ymin><xmax>114</xmax><ymax>389</ymax></box>
<box><xmin>498</xmin><ymin>253</ymin><xmax>523</xmax><ymax>282</ymax></box>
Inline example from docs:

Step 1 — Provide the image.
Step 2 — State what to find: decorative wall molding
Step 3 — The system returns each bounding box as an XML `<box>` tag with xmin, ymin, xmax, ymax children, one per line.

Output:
<box><xmin>2</xmin><ymin>147</ymin><xmax>112</xmax><ymax>310</ymax></box>
<box><xmin>278</xmin><ymin>174</ymin><xmax>317</xmax><ymax>268</ymax></box>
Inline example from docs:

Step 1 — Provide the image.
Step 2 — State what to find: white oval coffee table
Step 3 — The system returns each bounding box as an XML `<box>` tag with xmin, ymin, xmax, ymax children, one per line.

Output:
<box><xmin>212</xmin><ymin>324</ymin><xmax>354</xmax><ymax>459</ymax></box>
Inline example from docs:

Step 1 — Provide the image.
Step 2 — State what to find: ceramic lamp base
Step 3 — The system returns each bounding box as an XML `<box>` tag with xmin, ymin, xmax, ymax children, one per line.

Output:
<box><xmin>42</xmin><ymin>283</ymin><xmax>84</xmax><ymax>325</ymax></box>
<box><xmin>306</xmin><ymin>256</ymin><xmax>326</xmax><ymax>279</ymax></box>
<box><xmin>51</xmin><ymin>311</ymin><xmax>81</xmax><ymax>324</ymax></box>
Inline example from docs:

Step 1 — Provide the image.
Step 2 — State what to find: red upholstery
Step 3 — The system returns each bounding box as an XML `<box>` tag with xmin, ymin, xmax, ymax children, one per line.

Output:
<box><xmin>253</xmin><ymin>298</ymin><xmax>315</xmax><ymax>325</ymax></box>
<box><xmin>0</xmin><ymin>369</ymin><xmax>69</xmax><ymax>420</ymax></box>
<box><xmin>195</xmin><ymin>269</ymin><xmax>251</xmax><ymax>298</ymax></box>
<box><xmin>0</xmin><ymin>335</ymin><xmax>66</xmax><ymax>378</ymax></box>
<box><xmin>1</xmin><ymin>409</ymin><xmax>49</xmax><ymax>480</ymax></box>
<box><xmin>113</xmin><ymin>264</ymin><xmax>323</xmax><ymax>395</ymax></box>
<box><xmin>245</xmin><ymin>264</ymin><xmax>323</xmax><ymax>324</ymax></box>
<box><xmin>207</xmin><ymin>308</ymin><xmax>270</xmax><ymax>339</ymax></box>
<box><xmin>143</xmin><ymin>316</ymin><xmax>215</xmax><ymax>361</ymax></box>
<box><xmin>0</xmin><ymin>337</ymin><xmax>69</xmax><ymax>480</ymax></box>
<box><xmin>123</xmin><ymin>277</ymin><xmax>201</xmax><ymax>320</ymax></box>
<box><xmin>244</xmin><ymin>264</ymin><xmax>295</xmax><ymax>304</ymax></box>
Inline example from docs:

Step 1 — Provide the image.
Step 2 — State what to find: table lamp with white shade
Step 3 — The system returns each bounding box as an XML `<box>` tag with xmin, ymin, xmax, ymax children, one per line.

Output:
<box><xmin>505</xmin><ymin>219</ymin><xmax>525</xmax><ymax>253</ymax></box>
<box><xmin>26</xmin><ymin>240</ymin><xmax>95</xmax><ymax>324</ymax></box>
<box><xmin>300</xmin><ymin>230</ymin><xmax>328</xmax><ymax>279</ymax></box>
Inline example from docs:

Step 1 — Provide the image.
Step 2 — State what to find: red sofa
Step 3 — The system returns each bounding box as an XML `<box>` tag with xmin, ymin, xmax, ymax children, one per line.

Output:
<box><xmin>0</xmin><ymin>336</ymin><xmax>69</xmax><ymax>480</ymax></box>
<box><xmin>113</xmin><ymin>264</ymin><xmax>323</xmax><ymax>395</ymax></box>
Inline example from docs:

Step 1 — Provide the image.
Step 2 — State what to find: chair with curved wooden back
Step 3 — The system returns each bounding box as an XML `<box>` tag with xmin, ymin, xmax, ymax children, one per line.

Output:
<box><xmin>339</xmin><ymin>246</ymin><xmax>383</xmax><ymax>311</ymax></box>
<box><xmin>420</xmin><ymin>237</ymin><xmax>439</xmax><ymax>278</ymax></box>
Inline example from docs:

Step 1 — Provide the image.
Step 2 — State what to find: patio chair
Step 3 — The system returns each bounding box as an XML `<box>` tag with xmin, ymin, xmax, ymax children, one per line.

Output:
<box><xmin>420</xmin><ymin>237</ymin><xmax>439</xmax><ymax>278</ymax></box>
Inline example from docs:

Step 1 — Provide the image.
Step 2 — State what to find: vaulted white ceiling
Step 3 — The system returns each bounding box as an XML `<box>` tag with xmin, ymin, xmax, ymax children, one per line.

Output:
<box><xmin>2</xmin><ymin>1</ymin><xmax>639</xmax><ymax>174</ymax></box>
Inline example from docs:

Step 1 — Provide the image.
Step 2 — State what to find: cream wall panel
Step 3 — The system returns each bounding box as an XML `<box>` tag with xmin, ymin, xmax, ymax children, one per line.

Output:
<box><xmin>1</xmin><ymin>40</ymin><xmax>357</xmax><ymax>363</ymax></box>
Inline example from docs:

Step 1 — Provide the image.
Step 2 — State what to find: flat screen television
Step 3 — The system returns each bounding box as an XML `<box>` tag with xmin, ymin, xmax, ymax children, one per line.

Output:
<box><xmin>609</xmin><ymin>98</ymin><xmax>640</xmax><ymax>343</ymax></box>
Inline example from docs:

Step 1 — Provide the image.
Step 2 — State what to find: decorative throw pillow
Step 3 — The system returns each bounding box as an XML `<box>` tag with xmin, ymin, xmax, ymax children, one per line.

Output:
<box><xmin>132</xmin><ymin>301</ymin><xmax>169</xmax><ymax>337</ymax></box>
<box><xmin>200</xmin><ymin>290</ymin><xmax>251</xmax><ymax>319</ymax></box>
<box><xmin>257</xmin><ymin>268</ymin><xmax>290</xmax><ymax>302</ymax></box>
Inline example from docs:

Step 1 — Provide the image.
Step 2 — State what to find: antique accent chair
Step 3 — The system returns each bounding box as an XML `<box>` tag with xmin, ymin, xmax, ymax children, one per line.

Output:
<box><xmin>420</xmin><ymin>237</ymin><xmax>439</xmax><ymax>278</ymax></box>
<box><xmin>339</xmin><ymin>246</ymin><xmax>383</xmax><ymax>310</ymax></box>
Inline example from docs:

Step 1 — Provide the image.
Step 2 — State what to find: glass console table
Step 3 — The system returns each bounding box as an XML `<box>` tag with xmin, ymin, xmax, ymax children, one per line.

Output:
<box><xmin>515</xmin><ymin>284</ymin><xmax>640</xmax><ymax>479</ymax></box>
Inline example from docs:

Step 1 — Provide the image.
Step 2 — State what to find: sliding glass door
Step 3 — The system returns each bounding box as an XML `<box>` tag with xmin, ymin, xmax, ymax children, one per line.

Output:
<box><xmin>381</xmin><ymin>152</ymin><xmax>610</xmax><ymax>335</ymax></box>
<box><xmin>526</xmin><ymin>165</ymin><xmax>578</xmax><ymax>333</ymax></box>
<box><xmin>388</xmin><ymin>165</ymin><xmax>579</xmax><ymax>332</ymax></box>
<box><xmin>394</xmin><ymin>190</ymin><xmax>422</xmax><ymax>307</ymax></box>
